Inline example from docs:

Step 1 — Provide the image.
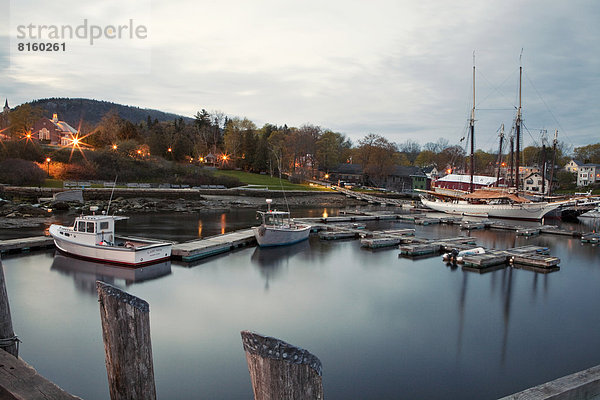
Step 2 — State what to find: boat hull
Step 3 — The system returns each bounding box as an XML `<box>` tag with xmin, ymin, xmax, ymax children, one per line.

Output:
<box><xmin>420</xmin><ymin>197</ymin><xmax>561</xmax><ymax>221</ymax></box>
<box><xmin>252</xmin><ymin>224</ymin><xmax>311</xmax><ymax>247</ymax></box>
<box><xmin>50</xmin><ymin>226</ymin><xmax>171</xmax><ymax>266</ymax></box>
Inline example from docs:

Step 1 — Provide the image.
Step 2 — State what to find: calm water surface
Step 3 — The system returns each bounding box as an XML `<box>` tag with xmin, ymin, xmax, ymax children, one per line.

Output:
<box><xmin>2</xmin><ymin>210</ymin><xmax>600</xmax><ymax>399</ymax></box>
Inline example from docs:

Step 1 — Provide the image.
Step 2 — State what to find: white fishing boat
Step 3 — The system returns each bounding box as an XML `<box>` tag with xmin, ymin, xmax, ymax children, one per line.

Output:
<box><xmin>252</xmin><ymin>199</ymin><xmax>311</xmax><ymax>247</ymax></box>
<box><xmin>49</xmin><ymin>207</ymin><xmax>172</xmax><ymax>266</ymax></box>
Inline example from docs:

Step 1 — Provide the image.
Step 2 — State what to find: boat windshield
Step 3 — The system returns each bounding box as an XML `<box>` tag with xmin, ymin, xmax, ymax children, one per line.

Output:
<box><xmin>259</xmin><ymin>211</ymin><xmax>290</xmax><ymax>226</ymax></box>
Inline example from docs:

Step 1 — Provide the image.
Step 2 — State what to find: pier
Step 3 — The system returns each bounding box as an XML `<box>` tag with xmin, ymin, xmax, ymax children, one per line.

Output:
<box><xmin>171</xmin><ymin>229</ymin><xmax>256</xmax><ymax>262</ymax></box>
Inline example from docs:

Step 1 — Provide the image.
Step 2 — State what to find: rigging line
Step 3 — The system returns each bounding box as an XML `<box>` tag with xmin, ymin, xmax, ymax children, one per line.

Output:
<box><xmin>523</xmin><ymin>71</ymin><xmax>572</xmax><ymax>141</ymax></box>
<box><xmin>476</xmin><ymin>67</ymin><xmax>520</xmax><ymax>109</ymax></box>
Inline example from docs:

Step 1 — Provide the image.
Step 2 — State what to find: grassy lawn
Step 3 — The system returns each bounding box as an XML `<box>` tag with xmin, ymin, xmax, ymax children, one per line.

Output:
<box><xmin>214</xmin><ymin>170</ymin><xmax>331</xmax><ymax>191</ymax></box>
<box><xmin>43</xmin><ymin>179</ymin><xmax>64</xmax><ymax>188</ymax></box>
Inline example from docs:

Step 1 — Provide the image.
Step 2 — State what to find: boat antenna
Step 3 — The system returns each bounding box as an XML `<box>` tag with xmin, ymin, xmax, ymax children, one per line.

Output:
<box><xmin>106</xmin><ymin>175</ymin><xmax>118</xmax><ymax>215</ymax></box>
<box><xmin>271</xmin><ymin>149</ymin><xmax>290</xmax><ymax>214</ymax></box>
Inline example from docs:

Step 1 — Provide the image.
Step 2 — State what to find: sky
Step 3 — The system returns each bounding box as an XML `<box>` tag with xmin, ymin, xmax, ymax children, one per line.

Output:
<box><xmin>1</xmin><ymin>0</ymin><xmax>599</xmax><ymax>150</ymax></box>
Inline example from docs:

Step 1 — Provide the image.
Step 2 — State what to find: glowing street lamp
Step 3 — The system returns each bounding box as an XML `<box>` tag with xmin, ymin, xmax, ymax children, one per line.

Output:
<box><xmin>112</xmin><ymin>144</ymin><xmax>118</xmax><ymax>150</ymax></box>
<box><xmin>167</xmin><ymin>147</ymin><xmax>172</xmax><ymax>152</ymax></box>
<box><xmin>46</xmin><ymin>157</ymin><xmax>51</xmax><ymax>177</ymax></box>
<box><xmin>324</xmin><ymin>173</ymin><xmax>329</xmax><ymax>179</ymax></box>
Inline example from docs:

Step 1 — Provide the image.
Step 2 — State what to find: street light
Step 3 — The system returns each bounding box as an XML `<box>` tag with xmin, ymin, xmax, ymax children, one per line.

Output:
<box><xmin>112</xmin><ymin>144</ymin><xmax>117</xmax><ymax>150</ymax></box>
<box><xmin>46</xmin><ymin>157</ymin><xmax>51</xmax><ymax>177</ymax></box>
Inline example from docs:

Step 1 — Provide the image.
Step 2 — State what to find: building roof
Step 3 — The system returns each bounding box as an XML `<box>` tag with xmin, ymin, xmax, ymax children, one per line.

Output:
<box><xmin>581</xmin><ymin>163</ymin><xmax>600</xmax><ymax>167</ymax></box>
<box><xmin>437</xmin><ymin>173</ymin><xmax>498</xmax><ymax>185</ymax></box>
<box><xmin>390</xmin><ymin>166</ymin><xmax>422</xmax><ymax>177</ymax></box>
<box><xmin>567</xmin><ymin>159</ymin><xmax>584</xmax><ymax>166</ymax></box>
<box><xmin>53</xmin><ymin>120</ymin><xmax>77</xmax><ymax>134</ymax></box>
<box><xmin>4</xmin><ymin>99</ymin><xmax>8</xmax><ymax>109</ymax></box>
<box><xmin>523</xmin><ymin>172</ymin><xmax>546</xmax><ymax>180</ymax></box>
<box><xmin>332</xmin><ymin>163</ymin><xmax>363</xmax><ymax>175</ymax></box>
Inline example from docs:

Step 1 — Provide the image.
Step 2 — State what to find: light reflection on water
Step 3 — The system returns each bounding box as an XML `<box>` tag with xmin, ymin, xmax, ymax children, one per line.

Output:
<box><xmin>1</xmin><ymin>213</ymin><xmax>600</xmax><ymax>399</ymax></box>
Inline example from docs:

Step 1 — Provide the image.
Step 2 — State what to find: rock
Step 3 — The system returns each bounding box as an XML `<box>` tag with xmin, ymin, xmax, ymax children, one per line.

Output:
<box><xmin>52</xmin><ymin>201</ymin><xmax>70</xmax><ymax>211</ymax></box>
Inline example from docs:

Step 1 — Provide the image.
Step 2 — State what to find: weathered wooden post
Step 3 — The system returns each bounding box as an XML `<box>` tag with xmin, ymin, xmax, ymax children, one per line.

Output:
<box><xmin>241</xmin><ymin>330</ymin><xmax>323</xmax><ymax>400</ymax></box>
<box><xmin>97</xmin><ymin>281</ymin><xmax>156</xmax><ymax>400</ymax></box>
<box><xmin>0</xmin><ymin>259</ymin><xmax>19</xmax><ymax>357</ymax></box>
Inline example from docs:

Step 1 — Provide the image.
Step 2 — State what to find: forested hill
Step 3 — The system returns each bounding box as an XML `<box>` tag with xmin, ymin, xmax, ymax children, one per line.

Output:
<box><xmin>27</xmin><ymin>98</ymin><xmax>193</xmax><ymax>127</ymax></box>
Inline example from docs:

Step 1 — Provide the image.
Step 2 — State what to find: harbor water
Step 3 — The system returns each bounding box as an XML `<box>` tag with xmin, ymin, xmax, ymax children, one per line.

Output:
<box><xmin>2</xmin><ymin>208</ymin><xmax>600</xmax><ymax>399</ymax></box>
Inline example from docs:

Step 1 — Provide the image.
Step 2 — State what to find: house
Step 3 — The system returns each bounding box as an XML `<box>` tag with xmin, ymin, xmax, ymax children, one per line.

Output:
<box><xmin>383</xmin><ymin>166</ymin><xmax>423</xmax><ymax>192</ymax></box>
<box><xmin>564</xmin><ymin>159</ymin><xmax>583</xmax><ymax>173</ymax></box>
<box><xmin>31</xmin><ymin>113</ymin><xmax>78</xmax><ymax>146</ymax></box>
<box><xmin>434</xmin><ymin>174</ymin><xmax>503</xmax><ymax>192</ymax></box>
<box><xmin>523</xmin><ymin>172</ymin><xmax>550</xmax><ymax>194</ymax></box>
<box><xmin>421</xmin><ymin>166</ymin><xmax>439</xmax><ymax>180</ymax></box>
<box><xmin>328</xmin><ymin>163</ymin><xmax>364</xmax><ymax>186</ymax></box>
<box><xmin>576</xmin><ymin>164</ymin><xmax>600</xmax><ymax>187</ymax></box>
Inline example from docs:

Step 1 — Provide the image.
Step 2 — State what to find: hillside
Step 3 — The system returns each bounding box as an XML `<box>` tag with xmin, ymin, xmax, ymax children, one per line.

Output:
<box><xmin>26</xmin><ymin>98</ymin><xmax>193</xmax><ymax>127</ymax></box>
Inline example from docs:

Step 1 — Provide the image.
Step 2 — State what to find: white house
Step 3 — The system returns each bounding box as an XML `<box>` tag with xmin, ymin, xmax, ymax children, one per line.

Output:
<box><xmin>576</xmin><ymin>164</ymin><xmax>600</xmax><ymax>187</ymax></box>
<box><xmin>523</xmin><ymin>172</ymin><xmax>550</xmax><ymax>194</ymax></box>
<box><xmin>564</xmin><ymin>159</ymin><xmax>583</xmax><ymax>173</ymax></box>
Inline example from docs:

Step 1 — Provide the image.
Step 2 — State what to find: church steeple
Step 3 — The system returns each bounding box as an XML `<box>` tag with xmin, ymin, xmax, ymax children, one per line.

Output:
<box><xmin>3</xmin><ymin>99</ymin><xmax>8</xmax><ymax>113</ymax></box>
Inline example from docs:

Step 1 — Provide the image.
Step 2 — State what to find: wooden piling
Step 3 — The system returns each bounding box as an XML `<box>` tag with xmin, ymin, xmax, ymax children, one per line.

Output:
<box><xmin>96</xmin><ymin>281</ymin><xmax>156</xmax><ymax>400</ymax></box>
<box><xmin>0</xmin><ymin>260</ymin><xmax>18</xmax><ymax>358</ymax></box>
<box><xmin>241</xmin><ymin>330</ymin><xmax>323</xmax><ymax>400</ymax></box>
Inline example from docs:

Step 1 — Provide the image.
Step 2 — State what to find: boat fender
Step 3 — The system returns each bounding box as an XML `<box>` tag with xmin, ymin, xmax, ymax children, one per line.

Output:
<box><xmin>125</xmin><ymin>241</ymin><xmax>135</xmax><ymax>248</ymax></box>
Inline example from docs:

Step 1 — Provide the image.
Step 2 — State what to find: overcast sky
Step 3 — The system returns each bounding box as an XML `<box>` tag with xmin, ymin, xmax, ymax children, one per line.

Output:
<box><xmin>1</xmin><ymin>0</ymin><xmax>598</xmax><ymax>150</ymax></box>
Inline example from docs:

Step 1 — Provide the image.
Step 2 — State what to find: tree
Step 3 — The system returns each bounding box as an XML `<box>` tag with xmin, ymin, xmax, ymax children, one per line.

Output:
<box><xmin>573</xmin><ymin>143</ymin><xmax>600</xmax><ymax>164</ymax></box>
<box><xmin>414</xmin><ymin>150</ymin><xmax>436</xmax><ymax>167</ymax></box>
<box><xmin>316</xmin><ymin>131</ymin><xmax>350</xmax><ymax>171</ymax></box>
<box><xmin>399</xmin><ymin>140</ymin><xmax>421</xmax><ymax>164</ymax></box>
<box><xmin>89</xmin><ymin>110</ymin><xmax>122</xmax><ymax>148</ymax></box>
<box><xmin>7</xmin><ymin>104</ymin><xmax>43</xmax><ymax>139</ymax></box>
<box><xmin>355</xmin><ymin>133</ymin><xmax>399</xmax><ymax>186</ymax></box>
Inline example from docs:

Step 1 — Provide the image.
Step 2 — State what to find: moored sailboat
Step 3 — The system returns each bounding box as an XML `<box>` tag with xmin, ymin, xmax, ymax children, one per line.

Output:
<box><xmin>420</xmin><ymin>56</ymin><xmax>567</xmax><ymax>221</ymax></box>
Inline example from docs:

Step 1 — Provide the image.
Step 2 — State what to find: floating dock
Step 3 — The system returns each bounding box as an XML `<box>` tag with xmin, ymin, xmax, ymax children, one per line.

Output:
<box><xmin>171</xmin><ymin>229</ymin><xmax>256</xmax><ymax>262</ymax></box>
<box><xmin>0</xmin><ymin>236</ymin><xmax>55</xmax><ymax>255</ymax></box>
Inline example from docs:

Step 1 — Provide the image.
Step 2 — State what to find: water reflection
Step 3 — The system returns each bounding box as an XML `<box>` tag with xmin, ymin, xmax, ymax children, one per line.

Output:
<box><xmin>50</xmin><ymin>253</ymin><xmax>172</xmax><ymax>295</ymax></box>
<box><xmin>250</xmin><ymin>240</ymin><xmax>310</xmax><ymax>290</ymax></box>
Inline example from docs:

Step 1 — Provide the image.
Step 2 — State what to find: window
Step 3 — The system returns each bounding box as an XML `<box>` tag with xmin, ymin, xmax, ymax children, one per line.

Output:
<box><xmin>78</xmin><ymin>221</ymin><xmax>85</xmax><ymax>232</ymax></box>
<box><xmin>100</xmin><ymin>222</ymin><xmax>109</xmax><ymax>230</ymax></box>
<box><xmin>86</xmin><ymin>222</ymin><xmax>95</xmax><ymax>233</ymax></box>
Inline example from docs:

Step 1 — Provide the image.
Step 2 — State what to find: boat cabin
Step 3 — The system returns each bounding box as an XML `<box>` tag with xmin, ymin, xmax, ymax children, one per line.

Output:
<box><xmin>55</xmin><ymin>215</ymin><xmax>128</xmax><ymax>246</ymax></box>
<box><xmin>256</xmin><ymin>210</ymin><xmax>292</xmax><ymax>227</ymax></box>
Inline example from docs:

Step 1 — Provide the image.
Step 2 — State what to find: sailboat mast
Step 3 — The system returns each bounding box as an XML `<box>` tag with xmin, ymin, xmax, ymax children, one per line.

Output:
<box><xmin>509</xmin><ymin>136</ymin><xmax>514</xmax><ymax>187</ymax></box>
<box><xmin>541</xmin><ymin>142</ymin><xmax>547</xmax><ymax>195</ymax></box>
<box><xmin>470</xmin><ymin>57</ymin><xmax>475</xmax><ymax>193</ymax></box>
<box><xmin>515</xmin><ymin>63</ymin><xmax>522</xmax><ymax>192</ymax></box>
<box><xmin>495</xmin><ymin>124</ymin><xmax>504</xmax><ymax>187</ymax></box>
<box><xmin>549</xmin><ymin>129</ymin><xmax>558</xmax><ymax>196</ymax></box>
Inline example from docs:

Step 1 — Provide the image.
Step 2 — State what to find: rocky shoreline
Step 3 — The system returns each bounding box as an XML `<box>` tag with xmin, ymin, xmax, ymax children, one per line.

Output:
<box><xmin>0</xmin><ymin>191</ymin><xmax>363</xmax><ymax>229</ymax></box>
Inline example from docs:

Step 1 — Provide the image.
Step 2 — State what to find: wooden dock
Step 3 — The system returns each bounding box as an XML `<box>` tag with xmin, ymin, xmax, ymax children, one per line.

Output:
<box><xmin>0</xmin><ymin>350</ymin><xmax>81</xmax><ymax>399</ymax></box>
<box><xmin>0</xmin><ymin>236</ymin><xmax>55</xmax><ymax>255</ymax></box>
<box><xmin>171</xmin><ymin>229</ymin><xmax>256</xmax><ymax>262</ymax></box>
